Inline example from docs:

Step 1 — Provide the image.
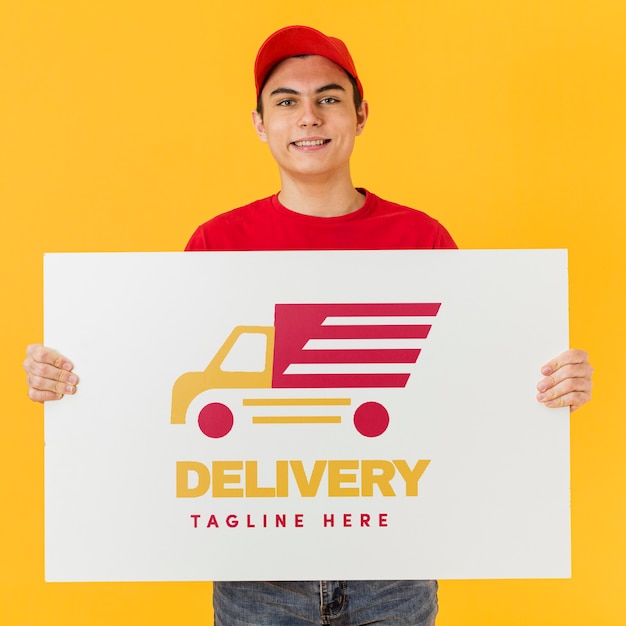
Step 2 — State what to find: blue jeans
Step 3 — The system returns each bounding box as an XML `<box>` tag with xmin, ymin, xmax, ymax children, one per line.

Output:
<box><xmin>213</xmin><ymin>580</ymin><xmax>438</xmax><ymax>625</ymax></box>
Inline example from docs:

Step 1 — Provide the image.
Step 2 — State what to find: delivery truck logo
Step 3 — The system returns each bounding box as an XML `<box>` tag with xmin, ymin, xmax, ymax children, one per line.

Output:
<box><xmin>171</xmin><ymin>303</ymin><xmax>440</xmax><ymax>439</ymax></box>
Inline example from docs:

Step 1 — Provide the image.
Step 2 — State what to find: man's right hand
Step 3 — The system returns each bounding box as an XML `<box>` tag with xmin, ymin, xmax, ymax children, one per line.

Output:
<box><xmin>23</xmin><ymin>344</ymin><xmax>79</xmax><ymax>402</ymax></box>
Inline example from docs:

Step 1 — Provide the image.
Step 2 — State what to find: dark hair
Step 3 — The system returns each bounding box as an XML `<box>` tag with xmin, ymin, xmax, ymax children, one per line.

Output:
<box><xmin>255</xmin><ymin>56</ymin><xmax>363</xmax><ymax>117</ymax></box>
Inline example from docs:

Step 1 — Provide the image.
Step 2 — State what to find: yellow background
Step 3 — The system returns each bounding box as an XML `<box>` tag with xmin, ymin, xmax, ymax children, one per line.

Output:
<box><xmin>1</xmin><ymin>1</ymin><xmax>624</xmax><ymax>624</ymax></box>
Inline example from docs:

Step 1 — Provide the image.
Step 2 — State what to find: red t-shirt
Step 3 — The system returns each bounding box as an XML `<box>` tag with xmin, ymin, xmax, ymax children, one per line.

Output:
<box><xmin>185</xmin><ymin>189</ymin><xmax>457</xmax><ymax>251</ymax></box>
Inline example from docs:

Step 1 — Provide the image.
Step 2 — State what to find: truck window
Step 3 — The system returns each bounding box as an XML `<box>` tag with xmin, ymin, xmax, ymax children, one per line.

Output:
<box><xmin>220</xmin><ymin>332</ymin><xmax>267</xmax><ymax>372</ymax></box>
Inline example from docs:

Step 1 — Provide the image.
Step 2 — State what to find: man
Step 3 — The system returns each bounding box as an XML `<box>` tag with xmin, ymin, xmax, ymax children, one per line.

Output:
<box><xmin>24</xmin><ymin>25</ymin><xmax>593</xmax><ymax>626</ymax></box>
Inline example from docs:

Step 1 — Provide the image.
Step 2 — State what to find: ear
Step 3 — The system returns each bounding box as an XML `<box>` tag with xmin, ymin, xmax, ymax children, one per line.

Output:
<box><xmin>251</xmin><ymin>110</ymin><xmax>268</xmax><ymax>143</ymax></box>
<box><xmin>355</xmin><ymin>100</ymin><xmax>369</xmax><ymax>136</ymax></box>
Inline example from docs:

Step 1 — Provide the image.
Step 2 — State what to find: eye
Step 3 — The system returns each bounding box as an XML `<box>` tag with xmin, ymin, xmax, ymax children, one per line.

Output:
<box><xmin>277</xmin><ymin>99</ymin><xmax>296</xmax><ymax>107</ymax></box>
<box><xmin>319</xmin><ymin>97</ymin><xmax>339</xmax><ymax>104</ymax></box>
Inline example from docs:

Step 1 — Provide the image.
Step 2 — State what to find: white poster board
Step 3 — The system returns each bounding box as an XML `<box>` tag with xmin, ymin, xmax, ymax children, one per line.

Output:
<box><xmin>44</xmin><ymin>250</ymin><xmax>570</xmax><ymax>582</ymax></box>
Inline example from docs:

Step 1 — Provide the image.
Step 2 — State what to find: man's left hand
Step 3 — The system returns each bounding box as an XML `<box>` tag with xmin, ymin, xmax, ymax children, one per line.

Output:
<box><xmin>537</xmin><ymin>349</ymin><xmax>593</xmax><ymax>412</ymax></box>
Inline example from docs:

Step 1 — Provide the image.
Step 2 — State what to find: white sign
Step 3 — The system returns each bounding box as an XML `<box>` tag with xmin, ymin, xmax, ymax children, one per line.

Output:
<box><xmin>44</xmin><ymin>250</ymin><xmax>570</xmax><ymax>582</ymax></box>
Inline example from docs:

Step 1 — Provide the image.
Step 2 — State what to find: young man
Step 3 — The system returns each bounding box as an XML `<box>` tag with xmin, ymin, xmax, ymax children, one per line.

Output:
<box><xmin>25</xmin><ymin>25</ymin><xmax>593</xmax><ymax>626</ymax></box>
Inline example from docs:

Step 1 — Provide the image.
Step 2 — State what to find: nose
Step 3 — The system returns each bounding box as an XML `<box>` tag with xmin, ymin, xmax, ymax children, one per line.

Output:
<box><xmin>298</xmin><ymin>100</ymin><xmax>321</xmax><ymax>127</ymax></box>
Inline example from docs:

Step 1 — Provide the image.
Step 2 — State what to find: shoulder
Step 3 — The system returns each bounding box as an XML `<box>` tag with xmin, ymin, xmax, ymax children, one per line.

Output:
<box><xmin>363</xmin><ymin>190</ymin><xmax>458</xmax><ymax>249</ymax></box>
<box><xmin>201</xmin><ymin>196</ymin><xmax>274</xmax><ymax>229</ymax></box>
<box><xmin>367</xmin><ymin>191</ymin><xmax>439</xmax><ymax>222</ymax></box>
<box><xmin>184</xmin><ymin>196</ymin><xmax>275</xmax><ymax>251</ymax></box>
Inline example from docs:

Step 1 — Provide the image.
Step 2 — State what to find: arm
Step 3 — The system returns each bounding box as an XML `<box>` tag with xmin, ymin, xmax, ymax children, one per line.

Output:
<box><xmin>536</xmin><ymin>349</ymin><xmax>593</xmax><ymax>412</ymax></box>
<box><xmin>23</xmin><ymin>344</ymin><xmax>79</xmax><ymax>402</ymax></box>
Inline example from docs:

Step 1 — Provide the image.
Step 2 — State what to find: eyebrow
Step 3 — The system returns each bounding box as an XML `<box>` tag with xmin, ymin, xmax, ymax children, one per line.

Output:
<box><xmin>268</xmin><ymin>83</ymin><xmax>347</xmax><ymax>98</ymax></box>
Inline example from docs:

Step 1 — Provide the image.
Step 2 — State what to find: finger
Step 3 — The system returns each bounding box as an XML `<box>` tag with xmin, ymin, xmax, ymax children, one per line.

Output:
<box><xmin>27</xmin><ymin>386</ymin><xmax>64</xmax><ymax>403</ymax></box>
<box><xmin>537</xmin><ymin>374</ymin><xmax>593</xmax><ymax>401</ymax></box>
<box><xmin>25</xmin><ymin>343</ymin><xmax>74</xmax><ymax>372</ymax></box>
<box><xmin>26</xmin><ymin>371</ymin><xmax>78</xmax><ymax>399</ymax></box>
<box><xmin>540</xmin><ymin>349</ymin><xmax>589</xmax><ymax>376</ymax></box>
<box><xmin>537</xmin><ymin>376</ymin><xmax>593</xmax><ymax>412</ymax></box>
<box><xmin>540</xmin><ymin>389</ymin><xmax>592</xmax><ymax>412</ymax></box>
<box><xmin>24</xmin><ymin>358</ymin><xmax>79</xmax><ymax>387</ymax></box>
<box><xmin>536</xmin><ymin>361</ymin><xmax>594</xmax><ymax>394</ymax></box>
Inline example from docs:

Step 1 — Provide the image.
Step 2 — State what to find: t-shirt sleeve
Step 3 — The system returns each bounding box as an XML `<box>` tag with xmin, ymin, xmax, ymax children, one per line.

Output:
<box><xmin>433</xmin><ymin>221</ymin><xmax>458</xmax><ymax>249</ymax></box>
<box><xmin>184</xmin><ymin>225</ymin><xmax>209</xmax><ymax>251</ymax></box>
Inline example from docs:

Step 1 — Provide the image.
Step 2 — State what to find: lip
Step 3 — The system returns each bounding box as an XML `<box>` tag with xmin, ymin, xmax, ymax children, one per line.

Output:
<box><xmin>290</xmin><ymin>137</ymin><xmax>331</xmax><ymax>149</ymax></box>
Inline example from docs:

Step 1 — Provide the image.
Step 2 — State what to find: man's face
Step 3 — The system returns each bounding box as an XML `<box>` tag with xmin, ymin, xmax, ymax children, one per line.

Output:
<box><xmin>252</xmin><ymin>55</ymin><xmax>368</xmax><ymax>181</ymax></box>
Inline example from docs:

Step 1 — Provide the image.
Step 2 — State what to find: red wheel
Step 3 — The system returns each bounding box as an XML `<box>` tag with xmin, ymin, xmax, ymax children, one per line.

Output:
<box><xmin>353</xmin><ymin>402</ymin><xmax>389</xmax><ymax>437</ymax></box>
<box><xmin>198</xmin><ymin>402</ymin><xmax>234</xmax><ymax>438</ymax></box>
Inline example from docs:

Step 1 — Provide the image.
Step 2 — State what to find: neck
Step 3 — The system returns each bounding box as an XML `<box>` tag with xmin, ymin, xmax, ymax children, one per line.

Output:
<box><xmin>277</xmin><ymin>174</ymin><xmax>365</xmax><ymax>217</ymax></box>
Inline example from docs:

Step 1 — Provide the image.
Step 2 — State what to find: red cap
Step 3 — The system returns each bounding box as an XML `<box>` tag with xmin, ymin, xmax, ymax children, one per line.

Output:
<box><xmin>254</xmin><ymin>25</ymin><xmax>363</xmax><ymax>99</ymax></box>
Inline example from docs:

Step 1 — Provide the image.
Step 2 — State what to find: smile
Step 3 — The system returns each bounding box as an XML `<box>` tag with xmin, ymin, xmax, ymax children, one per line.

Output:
<box><xmin>292</xmin><ymin>139</ymin><xmax>330</xmax><ymax>147</ymax></box>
